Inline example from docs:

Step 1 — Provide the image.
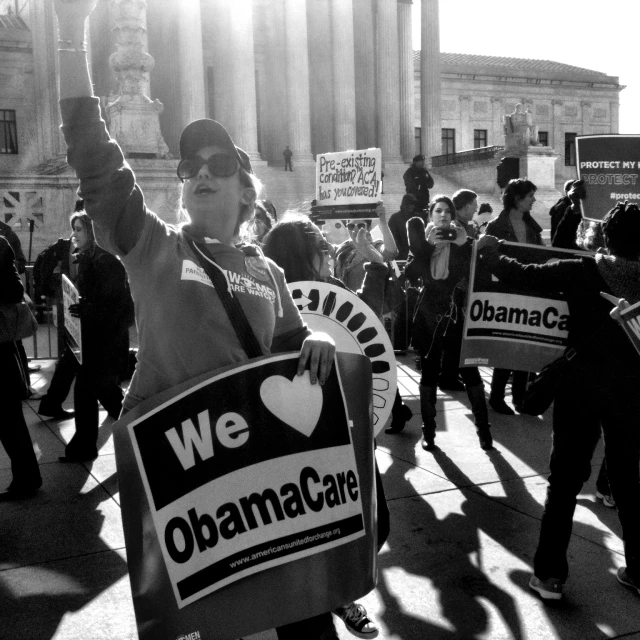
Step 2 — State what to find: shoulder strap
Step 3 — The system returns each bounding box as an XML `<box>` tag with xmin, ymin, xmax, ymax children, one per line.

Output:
<box><xmin>186</xmin><ymin>238</ymin><xmax>264</xmax><ymax>359</ymax></box>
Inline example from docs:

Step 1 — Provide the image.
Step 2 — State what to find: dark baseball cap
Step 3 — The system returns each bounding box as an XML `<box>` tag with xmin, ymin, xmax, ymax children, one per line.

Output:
<box><xmin>413</xmin><ymin>154</ymin><xmax>425</xmax><ymax>163</ymax></box>
<box><xmin>179</xmin><ymin>119</ymin><xmax>253</xmax><ymax>174</ymax></box>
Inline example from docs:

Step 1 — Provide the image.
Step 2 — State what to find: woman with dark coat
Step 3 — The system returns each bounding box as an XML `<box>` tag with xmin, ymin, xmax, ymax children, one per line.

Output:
<box><xmin>484</xmin><ymin>179</ymin><xmax>543</xmax><ymax>415</ymax></box>
<box><xmin>0</xmin><ymin>236</ymin><xmax>42</xmax><ymax>498</ymax></box>
<box><xmin>405</xmin><ymin>196</ymin><xmax>492</xmax><ymax>451</ymax></box>
<box><xmin>59</xmin><ymin>212</ymin><xmax>133</xmax><ymax>462</ymax></box>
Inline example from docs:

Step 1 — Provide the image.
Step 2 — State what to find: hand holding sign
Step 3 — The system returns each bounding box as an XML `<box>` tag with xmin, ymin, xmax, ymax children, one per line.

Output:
<box><xmin>298</xmin><ymin>331</ymin><xmax>336</xmax><ymax>385</ymax></box>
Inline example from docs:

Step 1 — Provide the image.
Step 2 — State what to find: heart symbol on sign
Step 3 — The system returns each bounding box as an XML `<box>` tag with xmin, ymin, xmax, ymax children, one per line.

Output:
<box><xmin>259</xmin><ymin>372</ymin><xmax>323</xmax><ymax>437</ymax></box>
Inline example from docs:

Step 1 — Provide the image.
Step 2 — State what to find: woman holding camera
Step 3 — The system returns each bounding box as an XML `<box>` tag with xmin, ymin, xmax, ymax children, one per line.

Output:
<box><xmin>405</xmin><ymin>196</ymin><xmax>492</xmax><ymax>452</ymax></box>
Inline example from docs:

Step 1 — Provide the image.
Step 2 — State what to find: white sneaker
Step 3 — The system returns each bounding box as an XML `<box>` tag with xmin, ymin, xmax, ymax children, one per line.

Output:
<box><xmin>529</xmin><ymin>574</ymin><xmax>563</xmax><ymax>601</ymax></box>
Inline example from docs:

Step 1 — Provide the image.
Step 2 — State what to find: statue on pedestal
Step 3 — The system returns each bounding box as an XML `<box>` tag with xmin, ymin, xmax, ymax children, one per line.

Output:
<box><xmin>503</xmin><ymin>103</ymin><xmax>540</xmax><ymax>153</ymax></box>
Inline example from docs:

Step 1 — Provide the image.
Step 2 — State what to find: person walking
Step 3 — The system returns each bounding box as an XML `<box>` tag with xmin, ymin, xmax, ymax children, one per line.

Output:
<box><xmin>403</xmin><ymin>154</ymin><xmax>434</xmax><ymax>214</ymax></box>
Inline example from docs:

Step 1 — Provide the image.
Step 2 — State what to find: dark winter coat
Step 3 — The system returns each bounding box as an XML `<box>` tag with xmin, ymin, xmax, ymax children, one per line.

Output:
<box><xmin>402</xmin><ymin>165</ymin><xmax>434</xmax><ymax>208</ymax></box>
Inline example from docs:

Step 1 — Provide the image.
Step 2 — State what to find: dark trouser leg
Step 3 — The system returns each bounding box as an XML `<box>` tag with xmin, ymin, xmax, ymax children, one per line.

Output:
<box><xmin>533</xmin><ymin>384</ymin><xmax>600</xmax><ymax>582</ymax></box>
<box><xmin>41</xmin><ymin>348</ymin><xmax>78</xmax><ymax>407</ymax></box>
<box><xmin>463</xmin><ymin>368</ymin><xmax>492</xmax><ymax>449</ymax></box>
<box><xmin>490</xmin><ymin>368</ymin><xmax>510</xmax><ymax>401</ymax></box>
<box><xmin>276</xmin><ymin>612</ymin><xmax>338</xmax><ymax>639</ymax></box>
<box><xmin>16</xmin><ymin>341</ymin><xmax>31</xmax><ymax>386</ymax></box>
<box><xmin>96</xmin><ymin>374</ymin><xmax>124</xmax><ymax>420</ymax></box>
<box><xmin>68</xmin><ymin>369</ymin><xmax>100</xmax><ymax>458</ymax></box>
<box><xmin>595</xmin><ymin>455</ymin><xmax>610</xmax><ymax>495</ymax></box>
<box><xmin>1</xmin><ymin>396</ymin><xmax>41</xmax><ymax>486</ymax></box>
<box><xmin>601</xmin><ymin>407</ymin><xmax>640</xmax><ymax>583</ymax></box>
<box><xmin>512</xmin><ymin>370</ymin><xmax>533</xmax><ymax>407</ymax></box>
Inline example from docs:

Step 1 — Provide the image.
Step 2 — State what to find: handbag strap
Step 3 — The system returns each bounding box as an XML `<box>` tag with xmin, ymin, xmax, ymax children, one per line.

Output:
<box><xmin>186</xmin><ymin>238</ymin><xmax>264</xmax><ymax>359</ymax></box>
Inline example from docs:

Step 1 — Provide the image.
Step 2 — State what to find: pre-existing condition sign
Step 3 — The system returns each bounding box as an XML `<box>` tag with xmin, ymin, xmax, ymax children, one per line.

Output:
<box><xmin>576</xmin><ymin>135</ymin><xmax>640</xmax><ymax>221</ymax></box>
<box><xmin>316</xmin><ymin>148</ymin><xmax>382</xmax><ymax>206</ymax></box>
<box><xmin>121</xmin><ymin>354</ymin><xmax>366</xmax><ymax>610</ymax></box>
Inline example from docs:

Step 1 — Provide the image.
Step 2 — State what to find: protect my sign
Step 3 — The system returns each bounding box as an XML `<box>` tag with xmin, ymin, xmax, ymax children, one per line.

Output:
<box><xmin>114</xmin><ymin>352</ymin><xmax>377</xmax><ymax>640</ymax></box>
<box><xmin>576</xmin><ymin>135</ymin><xmax>640</xmax><ymax>221</ymax></box>
<box><xmin>62</xmin><ymin>274</ymin><xmax>82</xmax><ymax>364</ymax></box>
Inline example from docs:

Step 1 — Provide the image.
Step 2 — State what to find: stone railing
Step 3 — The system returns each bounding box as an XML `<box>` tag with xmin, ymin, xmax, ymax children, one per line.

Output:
<box><xmin>432</xmin><ymin>145</ymin><xmax>505</xmax><ymax>168</ymax></box>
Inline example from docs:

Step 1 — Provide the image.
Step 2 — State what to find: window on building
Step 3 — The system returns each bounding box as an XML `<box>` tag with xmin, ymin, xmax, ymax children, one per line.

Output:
<box><xmin>538</xmin><ymin>131</ymin><xmax>549</xmax><ymax>147</ymax></box>
<box><xmin>442</xmin><ymin>128</ymin><xmax>455</xmax><ymax>156</ymax></box>
<box><xmin>0</xmin><ymin>110</ymin><xmax>17</xmax><ymax>154</ymax></box>
<box><xmin>473</xmin><ymin>129</ymin><xmax>487</xmax><ymax>148</ymax></box>
<box><xmin>415</xmin><ymin>127</ymin><xmax>422</xmax><ymax>157</ymax></box>
<box><xmin>565</xmin><ymin>132</ymin><xmax>577</xmax><ymax>166</ymax></box>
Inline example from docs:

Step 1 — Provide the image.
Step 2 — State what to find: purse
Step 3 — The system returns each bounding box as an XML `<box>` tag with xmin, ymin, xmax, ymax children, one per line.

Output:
<box><xmin>0</xmin><ymin>297</ymin><xmax>39</xmax><ymax>344</ymax></box>
<box><xmin>519</xmin><ymin>348</ymin><xmax>578</xmax><ymax>416</ymax></box>
<box><xmin>382</xmin><ymin>262</ymin><xmax>406</xmax><ymax>315</ymax></box>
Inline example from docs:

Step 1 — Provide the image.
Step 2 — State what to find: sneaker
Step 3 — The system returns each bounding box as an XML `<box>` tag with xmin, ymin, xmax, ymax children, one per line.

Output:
<box><xmin>596</xmin><ymin>491</ymin><xmax>616</xmax><ymax>508</ymax></box>
<box><xmin>335</xmin><ymin>602</ymin><xmax>379</xmax><ymax>639</ymax></box>
<box><xmin>529</xmin><ymin>574</ymin><xmax>563</xmax><ymax>601</ymax></box>
<box><xmin>617</xmin><ymin>567</ymin><xmax>640</xmax><ymax>595</ymax></box>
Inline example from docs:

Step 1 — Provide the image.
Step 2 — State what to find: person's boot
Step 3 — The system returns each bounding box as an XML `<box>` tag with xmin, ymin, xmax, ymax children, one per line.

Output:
<box><xmin>385</xmin><ymin>390</ymin><xmax>413</xmax><ymax>434</ymax></box>
<box><xmin>467</xmin><ymin>383</ymin><xmax>493</xmax><ymax>450</ymax></box>
<box><xmin>488</xmin><ymin>368</ymin><xmax>515</xmax><ymax>415</ymax></box>
<box><xmin>420</xmin><ymin>384</ymin><xmax>438</xmax><ymax>451</ymax></box>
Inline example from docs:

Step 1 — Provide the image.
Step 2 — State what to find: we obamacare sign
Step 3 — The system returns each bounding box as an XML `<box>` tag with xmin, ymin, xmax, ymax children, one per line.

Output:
<box><xmin>114</xmin><ymin>352</ymin><xmax>377</xmax><ymax>640</ymax></box>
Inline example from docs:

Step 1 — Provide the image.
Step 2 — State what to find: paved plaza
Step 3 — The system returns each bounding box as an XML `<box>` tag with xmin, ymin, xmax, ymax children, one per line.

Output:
<box><xmin>1</xmin><ymin>356</ymin><xmax>638</xmax><ymax>640</ymax></box>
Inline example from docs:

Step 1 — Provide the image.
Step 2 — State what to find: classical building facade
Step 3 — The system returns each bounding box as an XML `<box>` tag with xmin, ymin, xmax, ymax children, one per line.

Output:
<box><xmin>0</xmin><ymin>0</ymin><xmax>624</xmax><ymax>255</ymax></box>
<box><xmin>414</xmin><ymin>52</ymin><xmax>623</xmax><ymax>184</ymax></box>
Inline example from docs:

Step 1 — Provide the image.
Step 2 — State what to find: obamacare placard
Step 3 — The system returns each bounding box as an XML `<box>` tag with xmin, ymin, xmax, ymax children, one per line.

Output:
<box><xmin>114</xmin><ymin>352</ymin><xmax>377</xmax><ymax>640</ymax></box>
<box><xmin>461</xmin><ymin>243</ymin><xmax>583</xmax><ymax>372</ymax></box>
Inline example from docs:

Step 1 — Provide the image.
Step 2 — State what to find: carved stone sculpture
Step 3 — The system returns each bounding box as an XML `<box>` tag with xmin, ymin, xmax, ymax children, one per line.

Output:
<box><xmin>105</xmin><ymin>0</ymin><xmax>170</xmax><ymax>158</ymax></box>
<box><xmin>503</xmin><ymin>103</ymin><xmax>540</xmax><ymax>153</ymax></box>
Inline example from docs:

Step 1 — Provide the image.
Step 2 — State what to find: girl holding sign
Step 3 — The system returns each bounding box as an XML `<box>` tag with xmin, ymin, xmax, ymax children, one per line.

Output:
<box><xmin>405</xmin><ymin>196</ymin><xmax>493</xmax><ymax>452</ymax></box>
<box><xmin>55</xmin><ymin>1</ymin><xmax>337</xmax><ymax>637</ymax></box>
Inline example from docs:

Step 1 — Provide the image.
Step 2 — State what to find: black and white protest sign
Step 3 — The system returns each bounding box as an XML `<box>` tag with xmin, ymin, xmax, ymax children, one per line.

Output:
<box><xmin>316</xmin><ymin>149</ymin><xmax>382</xmax><ymax>207</ymax></box>
<box><xmin>114</xmin><ymin>352</ymin><xmax>377</xmax><ymax>640</ymax></box>
<box><xmin>461</xmin><ymin>243</ymin><xmax>583</xmax><ymax>372</ymax></box>
<box><xmin>288</xmin><ymin>282</ymin><xmax>396</xmax><ymax>434</ymax></box>
<box><xmin>577</xmin><ymin>135</ymin><xmax>640</xmax><ymax>221</ymax></box>
<box><xmin>62</xmin><ymin>274</ymin><xmax>82</xmax><ymax>364</ymax></box>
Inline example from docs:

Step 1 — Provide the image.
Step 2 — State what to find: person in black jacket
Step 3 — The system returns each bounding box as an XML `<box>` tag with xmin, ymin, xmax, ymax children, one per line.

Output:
<box><xmin>58</xmin><ymin>212</ymin><xmax>133</xmax><ymax>463</ymax></box>
<box><xmin>478</xmin><ymin>201</ymin><xmax>640</xmax><ymax>601</ymax></box>
<box><xmin>0</xmin><ymin>237</ymin><xmax>42</xmax><ymax>499</ymax></box>
<box><xmin>403</xmin><ymin>154</ymin><xmax>435</xmax><ymax>213</ymax></box>
<box><xmin>405</xmin><ymin>196</ymin><xmax>493</xmax><ymax>451</ymax></box>
<box><xmin>484</xmin><ymin>179</ymin><xmax>542</xmax><ymax>415</ymax></box>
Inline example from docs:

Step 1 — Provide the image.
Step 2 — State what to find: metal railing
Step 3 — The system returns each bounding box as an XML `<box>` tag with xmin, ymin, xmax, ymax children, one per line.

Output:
<box><xmin>23</xmin><ymin>264</ymin><xmax>61</xmax><ymax>361</ymax></box>
<box><xmin>432</xmin><ymin>145</ymin><xmax>505</xmax><ymax>168</ymax></box>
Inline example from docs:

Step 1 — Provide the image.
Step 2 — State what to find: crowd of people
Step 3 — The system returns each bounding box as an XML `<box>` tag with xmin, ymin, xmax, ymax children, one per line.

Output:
<box><xmin>0</xmin><ymin>1</ymin><xmax>637</xmax><ymax>637</ymax></box>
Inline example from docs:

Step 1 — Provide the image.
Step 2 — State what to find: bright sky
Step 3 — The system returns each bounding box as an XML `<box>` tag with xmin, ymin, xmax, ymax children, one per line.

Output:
<box><xmin>413</xmin><ymin>0</ymin><xmax>639</xmax><ymax>134</ymax></box>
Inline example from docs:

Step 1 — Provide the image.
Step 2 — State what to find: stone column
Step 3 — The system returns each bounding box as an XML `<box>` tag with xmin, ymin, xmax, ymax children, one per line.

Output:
<box><xmin>177</xmin><ymin>0</ymin><xmax>206</xmax><ymax>126</ymax></box>
<box><xmin>106</xmin><ymin>0</ymin><xmax>169</xmax><ymax>158</ymax></box>
<box><xmin>610</xmin><ymin>101</ymin><xmax>620</xmax><ymax>133</ymax></box>
<box><xmin>353</xmin><ymin>0</ymin><xmax>376</xmax><ymax>150</ymax></box>
<box><xmin>331</xmin><ymin>0</ymin><xmax>357</xmax><ymax>151</ymax></box>
<box><xmin>226</xmin><ymin>0</ymin><xmax>262</xmax><ymax>161</ymax></box>
<box><xmin>581</xmin><ymin>100</ymin><xmax>592</xmax><ymax>135</ymax></box>
<box><xmin>307</xmin><ymin>0</ymin><xmax>335</xmax><ymax>155</ymax></box>
<box><xmin>29</xmin><ymin>0</ymin><xmax>63</xmax><ymax>162</ymax></box>
<box><xmin>491</xmin><ymin>96</ymin><xmax>504</xmax><ymax>146</ymax></box>
<box><xmin>398</xmin><ymin>0</ymin><xmax>414</xmax><ymax>162</ymax></box>
<box><xmin>552</xmin><ymin>99</ymin><xmax>564</xmax><ymax>155</ymax></box>
<box><xmin>459</xmin><ymin>95</ymin><xmax>472</xmax><ymax>150</ymax></box>
<box><xmin>283</xmin><ymin>0</ymin><xmax>314</xmax><ymax>162</ymax></box>
<box><xmin>375</xmin><ymin>0</ymin><xmax>403</xmax><ymax>163</ymax></box>
<box><xmin>420</xmin><ymin>0</ymin><xmax>441</xmax><ymax>161</ymax></box>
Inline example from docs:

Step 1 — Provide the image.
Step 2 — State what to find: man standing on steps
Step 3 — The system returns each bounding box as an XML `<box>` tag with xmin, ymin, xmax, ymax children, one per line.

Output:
<box><xmin>403</xmin><ymin>154</ymin><xmax>434</xmax><ymax>214</ymax></box>
<box><xmin>283</xmin><ymin>145</ymin><xmax>293</xmax><ymax>171</ymax></box>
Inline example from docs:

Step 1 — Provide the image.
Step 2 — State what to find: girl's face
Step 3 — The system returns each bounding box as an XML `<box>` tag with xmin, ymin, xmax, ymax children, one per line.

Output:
<box><xmin>71</xmin><ymin>220</ymin><xmax>90</xmax><ymax>252</ymax></box>
<box><xmin>311</xmin><ymin>229</ymin><xmax>333</xmax><ymax>279</ymax></box>
<box><xmin>181</xmin><ymin>145</ymin><xmax>254</xmax><ymax>241</ymax></box>
<box><xmin>431</xmin><ymin>201</ymin><xmax>452</xmax><ymax>227</ymax></box>
<box><xmin>516</xmin><ymin>190</ymin><xmax>536</xmax><ymax>213</ymax></box>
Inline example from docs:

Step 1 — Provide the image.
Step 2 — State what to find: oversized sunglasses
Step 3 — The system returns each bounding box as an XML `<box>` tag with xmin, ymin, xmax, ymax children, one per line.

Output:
<box><xmin>346</xmin><ymin>221</ymin><xmax>370</xmax><ymax>231</ymax></box>
<box><xmin>177</xmin><ymin>154</ymin><xmax>239</xmax><ymax>181</ymax></box>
